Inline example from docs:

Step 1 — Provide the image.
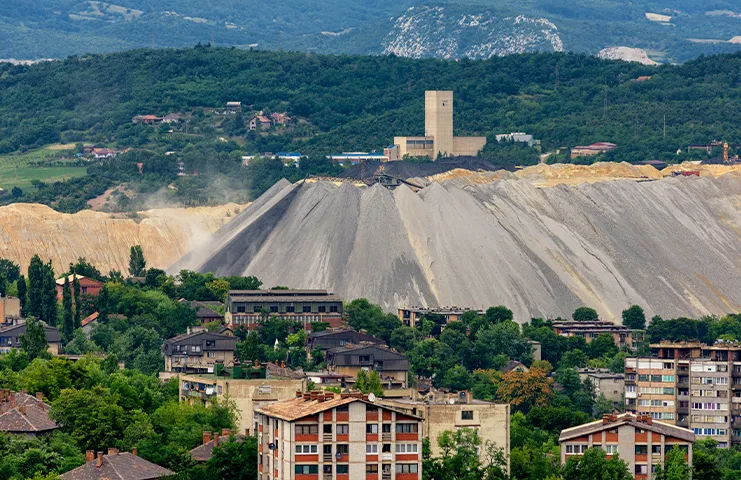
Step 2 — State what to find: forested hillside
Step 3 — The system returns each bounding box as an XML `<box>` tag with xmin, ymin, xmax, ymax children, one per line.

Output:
<box><xmin>2</xmin><ymin>46</ymin><xmax>741</xmax><ymax>211</ymax></box>
<box><xmin>1</xmin><ymin>0</ymin><xmax>740</xmax><ymax>62</ymax></box>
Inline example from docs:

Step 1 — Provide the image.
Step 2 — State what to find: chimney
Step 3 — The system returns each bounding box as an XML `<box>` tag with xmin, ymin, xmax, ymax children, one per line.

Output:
<box><xmin>221</xmin><ymin>428</ymin><xmax>231</xmax><ymax>436</ymax></box>
<box><xmin>108</xmin><ymin>448</ymin><xmax>119</xmax><ymax>456</ymax></box>
<box><xmin>18</xmin><ymin>405</ymin><xmax>26</xmax><ymax>415</ymax></box>
<box><xmin>9</xmin><ymin>394</ymin><xmax>15</xmax><ymax>408</ymax></box>
<box><xmin>296</xmin><ymin>391</ymin><xmax>303</xmax><ymax>398</ymax></box>
<box><xmin>86</xmin><ymin>450</ymin><xmax>95</xmax><ymax>462</ymax></box>
<box><xmin>213</xmin><ymin>433</ymin><xmax>219</xmax><ymax>447</ymax></box>
<box><xmin>96</xmin><ymin>452</ymin><xmax>103</xmax><ymax>468</ymax></box>
<box><xmin>35</xmin><ymin>392</ymin><xmax>43</xmax><ymax>401</ymax></box>
<box><xmin>602</xmin><ymin>415</ymin><xmax>611</xmax><ymax>425</ymax></box>
<box><xmin>325</xmin><ymin>392</ymin><xmax>334</xmax><ymax>400</ymax></box>
<box><xmin>203</xmin><ymin>431</ymin><xmax>212</xmax><ymax>445</ymax></box>
<box><xmin>131</xmin><ymin>448</ymin><xmax>138</xmax><ymax>456</ymax></box>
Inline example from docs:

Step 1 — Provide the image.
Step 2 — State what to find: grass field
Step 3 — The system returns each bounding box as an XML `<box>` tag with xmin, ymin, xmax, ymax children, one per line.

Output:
<box><xmin>0</xmin><ymin>147</ymin><xmax>88</xmax><ymax>191</ymax></box>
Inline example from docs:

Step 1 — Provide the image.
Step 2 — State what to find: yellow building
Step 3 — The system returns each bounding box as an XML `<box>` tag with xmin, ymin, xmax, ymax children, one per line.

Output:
<box><xmin>393</xmin><ymin>91</ymin><xmax>486</xmax><ymax>160</ymax></box>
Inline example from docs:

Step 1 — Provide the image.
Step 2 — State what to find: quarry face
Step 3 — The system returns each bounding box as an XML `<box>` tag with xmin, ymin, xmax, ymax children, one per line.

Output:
<box><xmin>173</xmin><ymin>173</ymin><xmax>741</xmax><ymax>323</ymax></box>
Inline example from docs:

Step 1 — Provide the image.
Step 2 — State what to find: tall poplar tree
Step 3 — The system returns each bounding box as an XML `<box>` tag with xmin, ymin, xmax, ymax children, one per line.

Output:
<box><xmin>62</xmin><ymin>276</ymin><xmax>73</xmax><ymax>340</ymax></box>
<box><xmin>27</xmin><ymin>255</ymin><xmax>44</xmax><ymax>320</ymax></box>
<box><xmin>16</xmin><ymin>274</ymin><xmax>27</xmax><ymax>317</ymax></box>
<box><xmin>73</xmin><ymin>275</ymin><xmax>82</xmax><ymax>329</ymax></box>
<box><xmin>41</xmin><ymin>261</ymin><xmax>57</xmax><ymax>324</ymax></box>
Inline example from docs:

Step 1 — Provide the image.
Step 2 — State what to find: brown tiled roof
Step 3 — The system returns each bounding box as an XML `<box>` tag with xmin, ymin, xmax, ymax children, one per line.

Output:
<box><xmin>81</xmin><ymin>312</ymin><xmax>99</xmax><ymax>328</ymax></box>
<box><xmin>0</xmin><ymin>392</ymin><xmax>57</xmax><ymax>433</ymax></box>
<box><xmin>59</xmin><ymin>452</ymin><xmax>174</xmax><ymax>480</ymax></box>
<box><xmin>189</xmin><ymin>435</ymin><xmax>246</xmax><ymax>462</ymax></box>
<box><xmin>256</xmin><ymin>395</ymin><xmax>422</xmax><ymax>422</ymax></box>
<box><xmin>559</xmin><ymin>413</ymin><xmax>694</xmax><ymax>443</ymax></box>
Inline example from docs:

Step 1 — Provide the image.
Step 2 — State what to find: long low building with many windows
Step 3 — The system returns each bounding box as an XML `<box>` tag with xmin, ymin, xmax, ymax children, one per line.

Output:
<box><xmin>256</xmin><ymin>391</ymin><xmax>423</xmax><ymax>480</ymax></box>
<box><xmin>225</xmin><ymin>290</ymin><xmax>344</xmax><ymax>331</ymax></box>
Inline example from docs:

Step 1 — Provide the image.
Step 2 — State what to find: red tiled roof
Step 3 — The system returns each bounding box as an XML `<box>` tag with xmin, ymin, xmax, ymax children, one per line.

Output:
<box><xmin>59</xmin><ymin>452</ymin><xmax>173</xmax><ymax>480</ymax></box>
<box><xmin>81</xmin><ymin>312</ymin><xmax>99</xmax><ymax>328</ymax></box>
<box><xmin>0</xmin><ymin>392</ymin><xmax>57</xmax><ymax>433</ymax></box>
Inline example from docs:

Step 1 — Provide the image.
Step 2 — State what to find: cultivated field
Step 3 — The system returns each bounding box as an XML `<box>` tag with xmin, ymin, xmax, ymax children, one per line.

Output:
<box><xmin>0</xmin><ymin>146</ymin><xmax>87</xmax><ymax>191</ymax></box>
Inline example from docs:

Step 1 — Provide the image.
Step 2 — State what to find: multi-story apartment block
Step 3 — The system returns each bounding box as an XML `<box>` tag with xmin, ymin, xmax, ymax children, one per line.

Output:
<box><xmin>256</xmin><ymin>391</ymin><xmax>423</xmax><ymax>480</ymax></box>
<box><xmin>396</xmin><ymin>306</ymin><xmax>483</xmax><ymax>328</ymax></box>
<box><xmin>326</xmin><ymin>344</ymin><xmax>411</xmax><ymax>390</ymax></box>
<box><xmin>559</xmin><ymin>413</ymin><xmax>694</xmax><ymax>480</ymax></box>
<box><xmin>225</xmin><ymin>290</ymin><xmax>344</xmax><ymax>331</ymax></box>
<box><xmin>161</xmin><ymin>328</ymin><xmax>237</xmax><ymax>374</ymax></box>
<box><xmin>626</xmin><ymin>340</ymin><xmax>741</xmax><ymax>448</ymax></box>
<box><xmin>552</xmin><ymin>320</ymin><xmax>642</xmax><ymax>349</ymax></box>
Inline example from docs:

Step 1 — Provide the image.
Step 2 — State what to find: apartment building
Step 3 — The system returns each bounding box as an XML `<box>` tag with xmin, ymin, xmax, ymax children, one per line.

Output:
<box><xmin>551</xmin><ymin>320</ymin><xmax>642</xmax><ymax>349</ymax></box>
<box><xmin>326</xmin><ymin>344</ymin><xmax>411</xmax><ymax>390</ymax></box>
<box><xmin>161</xmin><ymin>328</ymin><xmax>237</xmax><ymax>375</ymax></box>
<box><xmin>225</xmin><ymin>290</ymin><xmax>344</xmax><ymax>331</ymax></box>
<box><xmin>397</xmin><ymin>306</ymin><xmax>483</xmax><ymax>328</ymax></box>
<box><xmin>559</xmin><ymin>413</ymin><xmax>694</xmax><ymax>480</ymax></box>
<box><xmin>256</xmin><ymin>391</ymin><xmax>423</xmax><ymax>480</ymax></box>
<box><xmin>578</xmin><ymin>369</ymin><xmax>625</xmax><ymax>408</ymax></box>
<box><xmin>625</xmin><ymin>340</ymin><xmax>741</xmax><ymax>448</ymax></box>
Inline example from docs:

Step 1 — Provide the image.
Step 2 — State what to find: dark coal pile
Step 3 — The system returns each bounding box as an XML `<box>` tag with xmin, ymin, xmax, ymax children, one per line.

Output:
<box><xmin>339</xmin><ymin>157</ymin><xmax>503</xmax><ymax>180</ymax></box>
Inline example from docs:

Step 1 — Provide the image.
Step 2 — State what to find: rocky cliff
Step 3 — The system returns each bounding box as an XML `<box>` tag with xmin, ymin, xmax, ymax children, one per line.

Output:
<box><xmin>0</xmin><ymin>203</ymin><xmax>243</xmax><ymax>274</ymax></box>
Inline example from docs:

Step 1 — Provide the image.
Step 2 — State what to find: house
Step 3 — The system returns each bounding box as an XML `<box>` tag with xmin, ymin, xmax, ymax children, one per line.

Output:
<box><xmin>256</xmin><ymin>391</ymin><xmax>423</xmax><ymax>480</ymax></box>
<box><xmin>81</xmin><ymin>312</ymin><xmax>99</xmax><ymax>336</ymax></box>
<box><xmin>269</xmin><ymin>112</ymin><xmax>291</xmax><ymax>126</ymax></box>
<box><xmin>92</xmin><ymin>148</ymin><xmax>119</xmax><ymax>159</ymax></box>
<box><xmin>307</xmin><ymin>328</ymin><xmax>385</xmax><ymax>353</ymax></box>
<box><xmin>0</xmin><ymin>321</ymin><xmax>61</xmax><ymax>355</ymax></box>
<box><xmin>162</xmin><ymin>113</ymin><xmax>182</xmax><ymax>124</ymax></box>
<box><xmin>162</xmin><ymin>328</ymin><xmax>237</xmax><ymax>374</ymax></box>
<box><xmin>249</xmin><ymin>115</ymin><xmax>272</xmax><ymax>131</ymax></box>
<box><xmin>570</xmin><ymin>142</ymin><xmax>617</xmax><ymax>159</ymax></box>
<box><xmin>380</xmin><ymin>392</ymin><xmax>510</xmax><ymax>470</ymax></box>
<box><xmin>0</xmin><ymin>390</ymin><xmax>58</xmax><ymax>437</ymax></box>
<box><xmin>577</xmin><ymin>369</ymin><xmax>624</xmax><ymax>408</ymax></box>
<box><xmin>397</xmin><ymin>306</ymin><xmax>484</xmax><ymax>328</ymax></box>
<box><xmin>55</xmin><ymin>274</ymin><xmax>104</xmax><ymax>301</ymax></box>
<box><xmin>180</xmin><ymin>364</ymin><xmax>304</xmax><ymax>435</ymax></box>
<box><xmin>502</xmin><ymin>360</ymin><xmax>529</xmax><ymax>373</ymax></box>
<box><xmin>326</xmin><ymin>344</ymin><xmax>410</xmax><ymax>390</ymax></box>
<box><xmin>226</xmin><ymin>102</ymin><xmax>242</xmax><ymax>112</ymax></box>
<box><xmin>551</xmin><ymin>320</ymin><xmax>642</xmax><ymax>349</ymax></box>
<box><xmin>179</xmin><ymin>299</ymin><xmax>224</xmax><ymax>324</ymax></box>
<box><xmin>559</xmin><ymin>413</ymin><xmax>694</xmax><ymax>480</ymax></box>
<box><xmin>225</xmin><ymin>290</ymin><xmax>344</xmax><ymax>331</ymax></box>
<box><xmin>190</xmin><ymin>429</ymin><xmax>247</xmax><ymax>462</ymax></box>
<box><xmin>60</xmin><ymin>449</ymin><xmax>173</xmax><ymax>480</ymax></box>
<box><xmin>0</xmin><ymin>295</ymin><xmax>21</xmax><ymax>326</ymax></box>
<box><xmin>495</xmin><ymin>132</ymin><xmax>541</xmax><ymax>147</ymax></box>
<box><xmin>132</xmin><ymin>115</ymin><xmax>163</xmax><ymax>125</ymax></box>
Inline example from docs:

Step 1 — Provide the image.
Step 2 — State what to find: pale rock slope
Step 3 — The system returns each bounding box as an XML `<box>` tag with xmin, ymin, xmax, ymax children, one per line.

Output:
<box><xmin>174</xmin><ymin>174</ymin><xmax>741</xmax><ymax>322</ymax></box>
<box><xmin>0</xmin><ymin>203</ymin><xmax>243</xmax><ymax>274</ymax></box>
<box><xmin>598</xmin><ymin>46</ymin><xmax>659</xmax><ymax>65</ymax></box>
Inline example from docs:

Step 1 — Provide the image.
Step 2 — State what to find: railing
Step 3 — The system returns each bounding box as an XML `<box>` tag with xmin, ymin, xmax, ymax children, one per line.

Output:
<box><xmin>382</xmin><ymin>433</ymin><xmax>392</xmax><ymax>442</ymax></box>
<box><xmin>323</xmin><ymin>433</ymin><xmax>333</xmax><ymax>442</ymax></box>
<box><xmin>323</xmin><ymin>454</ymin><xmax>333</xmax><ymax>462</ymax></box>
<box><xmin>324</xmin><ymin>475</ymin><xmax>333</xmax><ymax>480</ymax></box>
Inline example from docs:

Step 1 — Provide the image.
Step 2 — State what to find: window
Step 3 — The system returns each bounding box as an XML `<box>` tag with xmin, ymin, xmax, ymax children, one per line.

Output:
<box><xmin>367</xmin><ymin>424</ymin><xmax>378</xmax><ymax>434</ymax></box>
<box><xmin>323</xmin><ymin>465</ymin><xmax>333</xmax><ymax>474</ymax></box>
<box><xmin>663</xmin><ymin>362</ymin><xmax>673</xmax><ymax>370</ymax></box>
<box><xmin>295</xmin><ymin>445</ymin><xmax>318</xmax><ymax>454</ymax></box>
<box><xmin>270</xmin><ymin>305</ymin><xmax>278</xmax><ymax>313</ymax></box>
<box><xmin>252</xmin><ymin>305</ymin><xmax>260</xmax><ymax>313</ymax></box>
<box><xmin>651</xmin><ymin>445</ymin><xmax>662</xmax><ymax>454</ymax></box>
<box><xmin>337</xmin><ymin>444</ymin><xmax>349</xmax><ymax>455</ymax></box>
<box><xmin>286</xmin><ymin>306</ymin><xmax>295</xmax><ymax>313</ymax></box>
<box><xmin>336</xmin><ymin>405</ymin><xmax>349</xmax><ymax>412</ymax></box>
<box><xmin>396</xmin><ymin>444</ymin><xmax>418</xmax><ymax>453</ymax></box>
<box><xmin>324</xmin><ymin>445</ymin><xmax>332</xmax><ymax>454</ymax></box>
<box><xmin>295</xmin><ymin>465</ymin><xmax>319</xmax><ymax>474</ymax></box>
<box><xmin>396</xmin><ymin>423</ymin><xmax>418</xmax><ymax>433</ymax></box>
<box><xmin>330</xmin><ymin>305</ymin><xmax>339</xmax><ymax>313</ymax></box>
<box><xmin>635</xmin><ymin>445</ymin><xmax>648</xmax><ymax>455</ymax></box>
<box><xmin>337</xmin><ymin>424</ymin><xmax>349</xmax><ymax>434</ymax></box>
<box><xmin>359</xmin><ymin>355</ymin><xmax>371</xmax><ymax>363</ymax></box>
<box><xmin>303</xmin><ymin>305</ymin><xmax>312</xmax><ymax>313</ymax></box>
<box><xmin>236</xmin><ymin>305</ymin><xmax>246</xmax><ymax>313</ymax></box>
<box><xmin>638</xmin><ymin>374</ymin><xmax>649</xmax><ymax>381</ymax></box>
<box><xmin>382</xmin><ymin>424</ymin><xmax>391</xmax><ymax>433</ymax></box>
<box><xmin>651</xmin><ymin>375</ymin><xmax>662</xmax><ymax>382</ymax></box>
<box><xmin>366</xmin><ymin>465</ymin><xmax>379</xmax><ymax>473</ymax></box>
<box><xmin>367</xmin><ymin>444</ymin><xmax>378</xmax><ymax>454</ymax></box>
<box><xmin>318</xmin><ymin>305</ymin><xmax>326</xmax><ymax>313</ymax></box>
<box><xmin>396</xmin><ymin>464</ymin><xmax>419</xmax><ymax>474</ymax></box>
<box><xmin>605</xmin><ymin>445</ymin><xmax>618</xmax><ymax>454</ymax></box>
<box><xmin>382</xmin><ymin>444</ymin><xmax>391</xmax><ymax>452</ymax></box>
<box><xmin>296</xmin><ymin>425</ymin><xmax>318</xmax><ymax>435</ymax></box>
<box><xmin>461</xmin><ymin>410</ymin><xmax>474</xmax><ymax>420</ymax></box>
<box><xmin>635</xmin><ymin>465</ymin><xmax>648</xmax><ymax>475</ymax></box>
<box><xmin>323</xmin><ymin>424</ymin><xmax>332</xmax><ymax>433</ymax></box>
<box><xmin>626</xmin><ymin>385</ymin><xmax>636</xmax><ymax>393</ymax></box>
<box><xmin>207</xmin><ymin>351</ymin><xmax>215</xmax><ymax>358</ymax></box>
<box><xmin>191</xmin><ymin>345</ymin><xmax>201</xmax><ymax>353</ymax></box>
<box><xmin>337</xmin><ymin>465</ymin><xmax>349</xmax><ymax>474</ymax></box>
<box><xmin>662</xmin><ymin>375</ymin><xmax>675</xmax><ymax>382</ymax></box>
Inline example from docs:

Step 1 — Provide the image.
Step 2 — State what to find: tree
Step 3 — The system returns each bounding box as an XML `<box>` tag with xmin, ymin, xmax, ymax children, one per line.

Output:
<box><xmin>128</xmin><ymin>245</ymin><xmax>146</xmax><ymax>276</ymax></box>
<box><xmin>622</xmin><ymin>305</ymin><xmax>646</xmax><ymax>330</ymax></box>
<box><xmin>20</xmin><ymin>317</ymin><xmax>50</xmax><ymax>361</ymax></box>
<box><xmin>559</xmin><ymin>349</ymin><xmax>588</xmax><ymax>369</ymax></box>
<box><xmin>68</xmin><ymin>258</ymin><xmax>104</xmax><ymax>282</ymax></box>
<box><xmin>486</xmin><ymin>306</ymin><xmax>513</xmax><ymax>324</ymax></box>
<box><xmin>573</xmin><ymin>307</ymin><xmax>599</xmax><ymax>322</ymax></box>
<box><xmin>0</xmin><ymin>273</ymin><xmax>6</xmax><ymax>298</ymax></box>
<box><xmin>0</xmin><ymin>258</ymin><xmax>21</xmax><ymax>283</ymax></box>
<box><xmin>424</xmin><ymin>428</ymin><xmax>508</xmax><ymax>480</ymax></box>
<box><xmin>72</xmin><ymin>275</ymin><xmax>81</xmax><ymax>330</ymax></box>
<box><xmin>205</xmin><ymin>435</ymin><xmax>258</xmax><ymax>480</ymax></box>
<box><xmin>17</xmin><ymin>274</ymin><xmax>27</xmax><ymax>317</ymax></box>
<box><xmin>588</xmin><ymin>333</ymin><xmax>618</xmax><ymax>359</ymax></box>
<box><xmin>497</xmin><ymin>368</ymin><xmax>554</xmax><ymax>412</ymax></box>
<box><xmin>390</xmin><ymin>326</ymin><xmax>421</xmax><ymax>352</ymax></box>
<box><xmin>205</xmin><ymin>279</ymin><xmax>230</xmax><ymax>302</ymax></box>
<box><xmin>692</xmin><ymin>439</ymin><xmax>722</xmax><ymax>480</ymax></box>
<box><xmin>562</xmin><ymin>447</ymin><xmax>632</xmax><ymax>480</ymax></box>
<box><xmin>97</xmin><ymin>284</ymin><xmax>109</xmax><ymax>324</ymax></box>
<box><xmin>354</xmin><ymin>370</ymin><xmax>383</xmax><ymax>397</ymax></box>
<box><xmin>41</xmin><ymin>262</ymin><xmax>57</xmax><ymax>324</ymax></box>
<box><xmin>62</xmin><ymin>277</ymin><xmax>74</xmax><ymax>341</ymax></box>
<box><xmin>474</xmin><ymin>321</ymin><xmax>533</xmax><ymax>368</ymax></box>
<box><xmin>652</xmin><ymin>447</ymin><xmax>690</xmax><ymax>480</ymax></box>
<box><xmin>28</xmin><ymin>255</ymin><xmax>45</xmax><ymax>320</ymax></box>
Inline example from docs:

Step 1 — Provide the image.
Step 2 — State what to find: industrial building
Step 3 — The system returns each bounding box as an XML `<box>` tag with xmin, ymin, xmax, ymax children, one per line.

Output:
<box><xmin>391</xmin><ymin>91</ymin><xmax>486</xmax><ymax>160</ymax></box>
<box><xmin>256</xmin><ymin>391</ymin><xmax>423</xmax><ymax>480</ymax></box>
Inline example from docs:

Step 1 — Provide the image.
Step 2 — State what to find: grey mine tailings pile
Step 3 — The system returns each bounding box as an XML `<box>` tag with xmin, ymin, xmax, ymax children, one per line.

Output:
<box><xmin>173</xmin><ymin>175</ymin><xmax>741</xmax><ymax>322</ymax></box>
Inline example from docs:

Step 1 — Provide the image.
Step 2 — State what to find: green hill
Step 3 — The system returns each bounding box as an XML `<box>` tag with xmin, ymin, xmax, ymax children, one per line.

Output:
<box><xmin>1</xmin><ymin>0</ymin><xmax>741</xmax><ymax>62</ymax></box>
<box><xmin>2</xmin><ymin>46</ymin><xmax>741</xmax><ymax>211</ymax></box>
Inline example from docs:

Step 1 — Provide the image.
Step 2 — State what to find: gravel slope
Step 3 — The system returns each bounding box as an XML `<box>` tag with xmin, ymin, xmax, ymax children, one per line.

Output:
<box><xmin>174</xmin><ymin>175</ymin><xmax>741</xmax><ymax>322</ymax></box>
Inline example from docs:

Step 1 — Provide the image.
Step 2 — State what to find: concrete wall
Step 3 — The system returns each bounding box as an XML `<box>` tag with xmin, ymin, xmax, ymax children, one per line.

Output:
<box><xmin>453</xmin><ymin>136</ymin><xmax>487</xmax><ymax>156</ymax></box>
<box><xmin>425</xmin><ymin>91</ymin><xmax>454</xmax><ymax>157</ymax></box>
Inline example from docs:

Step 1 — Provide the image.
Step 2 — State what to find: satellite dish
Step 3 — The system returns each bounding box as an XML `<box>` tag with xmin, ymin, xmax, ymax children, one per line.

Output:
<box><xmin>268</xmin><ymin>442</ymin><xmax>276</xmax><ymax>450</ymax></box>
<box><xmin>336</xmin><ymin>452</ymin><xmax>342</xmax><ymax>459</ymax></box>
<box><xmin>368</xmin><ymin>393</ymin><xmax>376</xmax><ymax>402</ymax></box>
<box><xmin>449</xmin><ymin>398</ymin><xmax>455</xmax><ymax>405</ymax></box>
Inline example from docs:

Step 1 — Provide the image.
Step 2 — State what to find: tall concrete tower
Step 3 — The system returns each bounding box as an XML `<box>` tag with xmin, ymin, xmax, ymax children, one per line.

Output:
<box><xmin>425</xmin><ymin>90</ymin><xmax>454</xmax><ymax>158</ymax></box>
